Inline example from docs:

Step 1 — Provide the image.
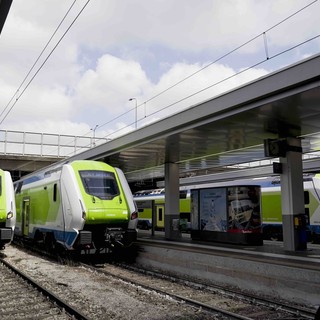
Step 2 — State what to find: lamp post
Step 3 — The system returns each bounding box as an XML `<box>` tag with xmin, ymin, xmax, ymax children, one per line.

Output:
<box><xmin>91</xmin><ymin>124</ymin><xmax>98</xmax><ymax>147</ymax></box>
<box><xmin>129</xmin><ymin>98</ymin><xmax>137</xmax><ymax>129</ymax></box>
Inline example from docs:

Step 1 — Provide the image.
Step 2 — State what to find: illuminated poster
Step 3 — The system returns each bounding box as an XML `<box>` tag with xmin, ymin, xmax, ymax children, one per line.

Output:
<box><xmin>227</xmin><ymin>186</ymin><xmax>261</xmax><ymax>233</ymax></box>
<box><xmin>200</xmin><ymin>188</ymin><xmax>227</xmax><ymax>232</ymax></box>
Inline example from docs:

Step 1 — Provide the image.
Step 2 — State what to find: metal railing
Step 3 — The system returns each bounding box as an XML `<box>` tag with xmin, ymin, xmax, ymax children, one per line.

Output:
<box><xmin>0</xmin><ymin>129</ymin><xmax>109</xmax><ymax>158</ymax></box>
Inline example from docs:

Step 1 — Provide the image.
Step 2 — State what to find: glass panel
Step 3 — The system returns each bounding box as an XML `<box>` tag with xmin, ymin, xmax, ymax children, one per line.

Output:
<box><xmin>199</xmin><ymin>188</ymin><xmax>227</xmax><ymax>232</ymax></box>
<box><xmin>228</xmin><ymin>186</ymin><xmax>261</xmax><ymax>232</ymax></box>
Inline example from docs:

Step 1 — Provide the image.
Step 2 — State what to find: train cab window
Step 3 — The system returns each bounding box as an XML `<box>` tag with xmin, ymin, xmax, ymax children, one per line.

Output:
<box><xmin>79</xmin><ymin>170</ymin><xmax>120</xmax><ymax>200</ymax></box>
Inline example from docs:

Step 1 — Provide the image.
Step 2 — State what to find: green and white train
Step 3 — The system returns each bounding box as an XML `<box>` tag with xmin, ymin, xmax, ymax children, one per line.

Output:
<box><xmin>134</xmin><ymin>175</ymin><xmax>320</xmax><ymax>242</ymax></box>
<box><xmin>14</xmin><ymin>160</ymin><xmax>138</xmax><ymax>254</ymax></box>
<box><xmin>0</xmin><ymin>169</ymin><xmax>16</xmax><ymax>249</ymax></box>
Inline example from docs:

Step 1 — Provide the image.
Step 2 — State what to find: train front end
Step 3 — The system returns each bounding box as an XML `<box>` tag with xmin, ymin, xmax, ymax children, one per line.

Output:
<box><xmin>0</xmin><ymin>170</ymin><xmax>16</xmax><ymax>249</ymax></box>
<box><xmin>68</xmin><ymin>161</ymin><xmax>138</xmax><ymax>254</ymax></box>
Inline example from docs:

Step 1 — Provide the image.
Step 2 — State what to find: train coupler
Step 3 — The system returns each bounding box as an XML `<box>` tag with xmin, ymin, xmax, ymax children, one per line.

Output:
<box><xmin>105</xmin><ymin>228</ymin><xmax>124</xmax><ymax>246</ymax></box>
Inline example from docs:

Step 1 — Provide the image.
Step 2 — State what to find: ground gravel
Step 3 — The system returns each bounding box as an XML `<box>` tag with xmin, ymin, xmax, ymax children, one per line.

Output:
<box><xmin>2</xmin><ymin>245</ymin><xmax>218</xmax><ymax>320</ymax></box>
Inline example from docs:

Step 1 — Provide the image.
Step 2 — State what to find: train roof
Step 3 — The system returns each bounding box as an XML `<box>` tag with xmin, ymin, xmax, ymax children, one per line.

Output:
<box><xmin>13</xmin><ymin>159</ymin><xmax>113</xmax><ymax>186</ymax></box>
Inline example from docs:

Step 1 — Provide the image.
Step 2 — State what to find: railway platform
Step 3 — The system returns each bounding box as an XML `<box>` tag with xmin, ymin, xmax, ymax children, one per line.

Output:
<box><xmin>134</xmin><ymin>230</ymin><xmax>320</xmax><ymax>309</ymax></box>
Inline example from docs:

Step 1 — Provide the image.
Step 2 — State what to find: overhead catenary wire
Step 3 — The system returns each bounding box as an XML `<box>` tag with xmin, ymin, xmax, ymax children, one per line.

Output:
<box><xmin>0</xmin><ymin>0</ymin><xmax>91</xmax><ymax>125</ymax></box>
<box><xmin>91</xmin><ymin>33</ymin><xmax>317</xmax><ymax>146</ymax></box>
<box><xmin>54</xmin><ymin>32</ymin><xmax>318</xmax><ymax>160</ymax></box>
<box><xmin>52</xmin><ymin>0</ymin><xmax>320</xmax><ymax>157</ymax></box>
<box><xmin>144</xmin><ymin>34</ymin><xmax>320</xmax><ymax>121</ymax></box>
<box><xmin>0</xmin><ymin>0</ymin><xmax>78</xmax><ymax>121</ymax></box>
<box><xmin>3</xmin><ymin>0</ymin><xmax>319</xmax><ymax>166</ymax></box>
<box><xmin>133</xmin><ymin>0</ymin><xmax>318</xmax><ymax>108</ymax></box>
<box><xmin>1</xmin><ymin>0</ymin><xmax>317</xmax><ymax>131</ymax></box>
<box><xmin>96</xmin><ymin>0</ymin><xmax>319</xmax><ymax>132</ymax></box>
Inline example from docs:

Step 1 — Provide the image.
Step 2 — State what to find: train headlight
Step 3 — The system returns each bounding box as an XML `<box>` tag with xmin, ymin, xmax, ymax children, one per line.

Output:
<box><xmin>7</xmin><ymin>211</ymin><xmax>13</xmax><ymax>219</ymax></box>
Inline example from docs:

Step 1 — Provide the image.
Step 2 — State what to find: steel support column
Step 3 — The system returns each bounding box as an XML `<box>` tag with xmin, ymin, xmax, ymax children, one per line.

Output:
<box><xmin>280</xmin><ymin>137</ymin><xmax>306</xmax><ymax>251</ymax></box>
<box><xmin>164</xmin><ymin>162</ymin><xmax>181</xmax><ymax>240</ymax></box>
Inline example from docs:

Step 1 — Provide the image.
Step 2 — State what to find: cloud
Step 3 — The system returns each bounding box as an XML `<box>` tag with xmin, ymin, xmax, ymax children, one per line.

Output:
<box><xmin>0</xmin><ymin>52</ymin><xmax>276</xmax><ymax>138</ymax></box>
<box><xmin>68</xmin><ymin>0</ymin><xmax>319</xmax><ymax>53</ymax></box>
<box><xmin>2</xmin><ymin>84</ymin><xmax>71</xmax><ymax>120</ymax></box>
<box><xmin>75</xmin><ymin>54</ymin><xmax>150</xmax><ymax>114</ymax></box>
<box><xmin>0</xmin><ymin>0</ymin><xmax>318</xmax><ymax>139</ymax></box>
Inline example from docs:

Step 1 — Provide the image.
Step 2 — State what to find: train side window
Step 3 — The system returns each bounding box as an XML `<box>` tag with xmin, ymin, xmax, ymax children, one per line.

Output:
<box><xmin>158</xmin><ymin>207</ymin><xmax>163</xmax><ymax>221</ymax></box>
<box><xmin>53</xmin><ymin>183</ymin><xmax>57</xmax><ymax>202</ymax></box>
<box><xmin>304</xmin><ymin>191</ymin><xmax>310</xmax><ymax>205</ymax></box>
<box><xmin>179</xmin><ymin>190</ymin><xmax>187</xmax><ymax>199</ymax></box>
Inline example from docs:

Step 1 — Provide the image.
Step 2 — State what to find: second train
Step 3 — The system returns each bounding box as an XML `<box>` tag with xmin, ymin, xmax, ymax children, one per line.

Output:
<box><xmin>134</xmin><ymin>175</ymin><xmax>320</xmax><ymax>243</ymax></box>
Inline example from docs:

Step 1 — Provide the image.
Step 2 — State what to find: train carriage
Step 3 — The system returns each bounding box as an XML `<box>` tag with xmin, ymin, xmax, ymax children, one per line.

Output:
<box><xmin>14</xmin><ymin>160</ymin><xmax>138</xmax><ymax>254</ymax></box>
<box><xmin>134</xmin><ymin>175</ymin><xmax>320</xmax><ymax>242</ymax></box>
<box><xmin>0</xmin><ymin>169</ymin><xmax>16</xmax><ymax>249</ymax></box>
<box><xmin>135</xmin><ymin>188</ymin><xmax>191</xmax><ymax>231</ymax></box>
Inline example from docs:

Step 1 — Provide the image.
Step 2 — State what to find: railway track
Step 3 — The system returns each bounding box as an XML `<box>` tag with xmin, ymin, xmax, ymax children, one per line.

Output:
<box><xmin>6</xmin><ymin>242</ymin><xmax>318</xmax><ymax>319</ymax></box>
<box><xmin>0</xmin><ymin>255</ymin><xmax>89</xmax><ymax>320</ymax></box>
<box><xmin>84</xmin><ymin>261</ymin><xmax>317</xmax><ymax>320</ymax></box>
<box><xmin>4</xmin><ymin>245</ymin><xmax>218</xmax><ymax>319</ymax></box>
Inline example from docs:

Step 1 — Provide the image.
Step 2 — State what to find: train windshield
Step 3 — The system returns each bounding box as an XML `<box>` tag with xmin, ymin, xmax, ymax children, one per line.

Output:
<box><xmin>79</xmin><ymin>170</ymin><xmax>120</xmax><ymax>200</ymax></box>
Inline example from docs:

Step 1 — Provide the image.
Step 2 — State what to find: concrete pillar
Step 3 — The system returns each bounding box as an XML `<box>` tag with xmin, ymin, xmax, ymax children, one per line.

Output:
<box><xmin>280</xmin><ymin>137</ymin><xmax>306</xmax><ymax>251</ymax></box>
<box><xmin>164</xmin><ymin>162</ymin><xmax>181</xmax><ymax>240</ymax></box>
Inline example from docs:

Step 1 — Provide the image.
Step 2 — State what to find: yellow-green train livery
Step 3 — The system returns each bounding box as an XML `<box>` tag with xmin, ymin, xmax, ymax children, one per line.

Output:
<box><xmin>14</xmin><ymin>160</ymin><xmax>138</xmax><ymax>254</ymax></box>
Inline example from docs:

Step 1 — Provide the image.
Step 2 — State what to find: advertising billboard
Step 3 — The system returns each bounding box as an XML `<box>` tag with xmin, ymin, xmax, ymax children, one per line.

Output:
<box><xmin>191</xmin><ymin>185</ymin><xmax>262</xmax><ymax>244</ymax></box>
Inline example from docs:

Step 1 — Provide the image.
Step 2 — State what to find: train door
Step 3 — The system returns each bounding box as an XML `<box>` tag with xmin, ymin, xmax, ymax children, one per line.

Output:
<box><xmin>156</xmin><ymin>205</ymin><xmax>165</xmax><ymax>229</ymax></box>
<box><xmin>22</xmin><ymin>198</ymin><xmax>30</xmax><ymax>237</ymax></box>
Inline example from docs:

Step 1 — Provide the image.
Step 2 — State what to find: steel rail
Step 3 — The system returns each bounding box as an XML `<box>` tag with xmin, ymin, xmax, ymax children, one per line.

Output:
<box><xmin>125</xmin><ymin>263</ymin><xmax>316</xmax><ymax>319</ymax></box>
<box><xmin>0</xmin><ymin>258</ymin><xmax>90</xmax><ymax>320</ymax></box>
<box><xmin>81</xmin><ymin>262</ymin><xmax>260</xmax><ymax>320</ymax></box>
<box><xmin>84</xmin><ymin>260</ymin><xmax>316</xmax><ymax>320</ymax></box>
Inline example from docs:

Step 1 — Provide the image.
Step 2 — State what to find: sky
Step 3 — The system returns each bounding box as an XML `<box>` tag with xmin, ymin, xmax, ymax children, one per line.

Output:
<box><xmin>0</xmin><ymin>0</ymin><xmax>319</xmax><ymax>144</ymax></box>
